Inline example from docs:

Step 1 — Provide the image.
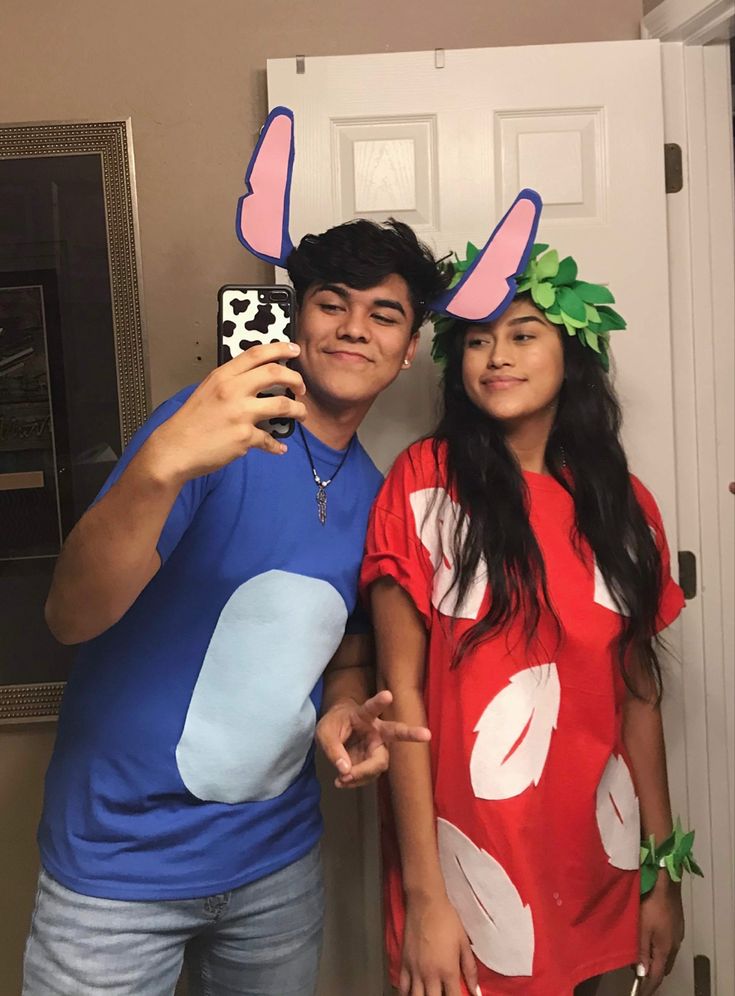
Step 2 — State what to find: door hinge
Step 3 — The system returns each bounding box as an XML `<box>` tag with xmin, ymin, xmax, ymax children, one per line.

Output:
<box><xmin>665</xmin><ymin>143</ymin><xmax>683</xmax><ymax>193</ymax></box>
<box><xmin>678</xmin><ymin>551</ymin><xmax>697</xmax><ymax>599</ymax></box>
<box><xmin>693</xmin><ymin>954</ymin><xmax>711</xmax><ymax>996</ymax></box>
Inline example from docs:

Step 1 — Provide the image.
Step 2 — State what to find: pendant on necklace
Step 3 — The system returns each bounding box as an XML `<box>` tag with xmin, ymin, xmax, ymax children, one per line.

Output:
<box><xmin>316</xmin><ymin>485</ymin><xmax>328</xmax><ymax>525</ymax></box>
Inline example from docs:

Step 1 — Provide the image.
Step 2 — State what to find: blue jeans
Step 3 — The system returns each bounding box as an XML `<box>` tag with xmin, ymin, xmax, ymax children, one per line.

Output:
<box><xmin>22</xmin><ymin>846</ymin><xmax>324</xmax><ymax>996</ymax></box>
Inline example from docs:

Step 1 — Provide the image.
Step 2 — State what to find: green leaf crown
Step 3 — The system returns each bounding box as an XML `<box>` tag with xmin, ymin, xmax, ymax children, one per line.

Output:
<box><xmin>430</xmin><ymin>242</ymin><xmax>627</xmax><ymax>372</ymax></box>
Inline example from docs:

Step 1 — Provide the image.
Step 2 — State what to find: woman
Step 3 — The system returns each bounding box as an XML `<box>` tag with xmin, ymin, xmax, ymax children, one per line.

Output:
<box><xmin>361</xmin><ymin>243</ymin><xmax>692</xmax><ymax>996</ymax></box>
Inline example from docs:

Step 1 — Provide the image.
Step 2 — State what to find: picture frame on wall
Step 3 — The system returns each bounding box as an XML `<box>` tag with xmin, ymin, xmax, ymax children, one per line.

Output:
<box><xmin>0</xmin><ymin>271</ymin><xmax>68</xmax><ymax>561</ymax></box>
<box><xmin>0</xmin><ymin>120</ymin><xmax>149</xmax><ymax>723</ymax></box>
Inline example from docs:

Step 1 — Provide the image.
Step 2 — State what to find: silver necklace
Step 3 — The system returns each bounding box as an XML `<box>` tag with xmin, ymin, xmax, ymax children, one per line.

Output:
<box><xmin>297</xmin><ymin>425</ymin><xmax>354</xmax><ymax>525</ymax></box>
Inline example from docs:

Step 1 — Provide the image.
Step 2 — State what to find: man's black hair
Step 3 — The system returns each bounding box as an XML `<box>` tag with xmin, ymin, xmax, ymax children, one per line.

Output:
<box><xmin>286</xmin><ymin>218</ymin><xmax>449</xmax><ymax>333</ymax></box>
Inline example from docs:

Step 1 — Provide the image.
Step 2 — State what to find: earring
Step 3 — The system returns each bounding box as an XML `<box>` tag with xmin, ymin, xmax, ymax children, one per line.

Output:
<box><xmin>403</xmin><ymin>359</ymin><xmax>410</xmax><ymax>368</ymax></box>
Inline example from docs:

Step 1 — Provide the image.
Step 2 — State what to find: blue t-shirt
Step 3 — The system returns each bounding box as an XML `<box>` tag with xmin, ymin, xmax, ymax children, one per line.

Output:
<box><xmin>38</xmin><ymin>386</ymin><xmax>382</xmax><ymax>900</ymax></box>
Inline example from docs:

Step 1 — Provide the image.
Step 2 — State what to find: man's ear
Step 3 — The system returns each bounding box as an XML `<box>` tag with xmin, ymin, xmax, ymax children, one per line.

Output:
<box><xmin>403</xmin><ymin>333</ymin><xmax>420</xmax><ymax>367</ymax></box>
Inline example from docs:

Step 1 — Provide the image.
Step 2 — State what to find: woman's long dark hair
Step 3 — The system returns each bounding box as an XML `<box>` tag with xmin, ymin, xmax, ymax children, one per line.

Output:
<box><xmin>434</xmin><ymin>308</ymin><xmax>664</xmax><ymax>697</ymax></box>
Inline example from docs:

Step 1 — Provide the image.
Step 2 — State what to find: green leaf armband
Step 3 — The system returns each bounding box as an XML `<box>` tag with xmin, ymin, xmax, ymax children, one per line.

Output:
<box><xmin>639</xmin><ymin>818</ymin><xmax>704</xmax><ymax>896</ymax></box>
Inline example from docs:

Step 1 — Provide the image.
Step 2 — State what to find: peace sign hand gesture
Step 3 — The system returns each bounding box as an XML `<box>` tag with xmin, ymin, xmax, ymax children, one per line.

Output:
<box><xmin>316</xmin><ymin>690</ymin><xmax>431</xmax><ymax>789</ymax></box>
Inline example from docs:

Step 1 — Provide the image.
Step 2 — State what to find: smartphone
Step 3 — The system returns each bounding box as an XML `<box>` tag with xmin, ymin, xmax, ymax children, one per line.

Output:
<box><xmin>217</xmin><ymin>284</ymin><xmax>297</xmax><ymax>439</ymax></box>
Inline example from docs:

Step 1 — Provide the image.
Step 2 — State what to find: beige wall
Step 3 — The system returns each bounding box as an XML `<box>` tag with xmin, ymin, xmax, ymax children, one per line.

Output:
<box><xmin>643</xmin><ymin>0</ymin><xmax>665</xmax><ymax>13</ymax></box>
<box><xmin>0</xmin><ymin>2</ymin><xmax>643</xmax><ymax>994</ymax></box>
<box><xmin>0</xmin><ymin>725</ymin><xmax>56</xmax><ymax>995</ymax></box>
<box><xmin>0</xmin><ymin>0</ymin><xmax>643</xmax><ymax>407</ymax></box>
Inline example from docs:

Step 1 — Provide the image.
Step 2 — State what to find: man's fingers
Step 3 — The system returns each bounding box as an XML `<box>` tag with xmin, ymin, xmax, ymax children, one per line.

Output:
<box><xmin>355</xmin><ymin>689</ymin><xmax>393</xmax><ymax>723</ymax></box>
<box><xmin>251</xmin><ymin>393</ymin><xmax>307</xmax><ymax>425</ymax></box>
<box><xmin>335</xmin><ymin>749</ymin><xmax>388</xmax><ymax>789</ymax></box>
<box><xmin>324</xmin><ymin>746</ymin><xmax>352</xmax><ymax>778</ymax></box>
<box><xmin>223</xmin><ymin>341</ymin><xmax>301</xmax><ymax>377</ymax></box>
<box><xmin>315</xmin><ymin>720</ymin><xmax>352</xmax><ymax>777</ymax></box>
<box><xmin>376</xmin><ymin>719</ymin><xmax>431</xmax><ymax>744</ymax></box>
<box><xmin>352</xmin><ymin>691</ymin><xmax>431</xmax><ymax>743</ymax></box>
<box><xmin>248</xmin><ymin>427</ymin><xmax>289</xmax><ymax>457</ymax></box>
<box><xmin>244</xmin><ymin>361</ymin><xmax>306</xmax><ymax>398</ymax></box>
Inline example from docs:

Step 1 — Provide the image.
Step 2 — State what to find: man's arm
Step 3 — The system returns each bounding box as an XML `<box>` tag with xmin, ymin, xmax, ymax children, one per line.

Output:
<box><xmin>45</xmin><ymin>441</ymin><xmax>178</xmax><ymax>644</ymax></box>
<box><xmin>45</xmin><ymin>343</ymin><xmax>306</xmax><ymax>645</ymax></box>
<box><xmin>321</xmin><ymin>630</ymin><xmax>374</xmax><ymax>713</ymax></box>
<box><xmin>317</xmin><ymin>632</ymin><xmax>377</xmax><ymax>786</ymax></box>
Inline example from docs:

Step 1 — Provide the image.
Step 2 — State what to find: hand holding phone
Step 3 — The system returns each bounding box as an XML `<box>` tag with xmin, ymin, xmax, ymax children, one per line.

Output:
<box><xmin>218</xmin><ymin>284</ymin><xmax>297</xmax><ymax>439</ymax></box>
<box><xmin>151</xmin><ymin>340</ymin><xmax>306</xmax><ymax>482</ymax></box>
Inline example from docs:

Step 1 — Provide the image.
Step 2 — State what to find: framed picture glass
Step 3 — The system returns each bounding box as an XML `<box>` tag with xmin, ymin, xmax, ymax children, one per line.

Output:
<box><xmin>0</xmin><ymin>120</ymin><xmax>148</xmax><ymax>722</ymax></box>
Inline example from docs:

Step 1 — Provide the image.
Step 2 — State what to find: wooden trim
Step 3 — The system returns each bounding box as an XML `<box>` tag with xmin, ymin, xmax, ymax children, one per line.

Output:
<box><xmin>661</xmin><ymin>41</ymin><xmax>735</xmax><ymax>991</ymax></box>
<box><xmin>0</xmin><ymin>682</ymin><xmax>64</xmax><ymax>723</ymax></box>
<box><xmin>0</xmin><ymin>119</ymin><xmax>150</xmax><ymax>446</ymax></box>
<box><xmin>0</xmin><ymin>119</ymin><xmax>149</xmax><ymax>721</ymax></box>
<box><xmin>642</xmin><ymin>0</ymin><xmax>735</xmax><ymax>43</ymax></box>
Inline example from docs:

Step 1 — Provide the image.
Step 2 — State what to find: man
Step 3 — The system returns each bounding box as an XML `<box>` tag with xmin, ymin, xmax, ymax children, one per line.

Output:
<box><xmin>22</xmin><ymin>217</ymin><xmax>447</xmax><ymax>996</ymax></box>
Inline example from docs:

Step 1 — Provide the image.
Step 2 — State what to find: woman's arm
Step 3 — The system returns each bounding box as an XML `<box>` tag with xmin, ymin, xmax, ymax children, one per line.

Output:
<box><xmin>622</xmin><ymin>663</ymin><xmax>684</xmax><ymax>995</ymax></box>
<box><xmin>371</xmin><ymin>578</ymin><xmax>478</xmax><ymax>996</ymax></box>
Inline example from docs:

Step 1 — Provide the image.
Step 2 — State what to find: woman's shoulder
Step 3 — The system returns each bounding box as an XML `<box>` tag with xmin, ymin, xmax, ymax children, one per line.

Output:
<box><xmin>628</xmin><ymin>473</ymin><xmax>660</xmax><ymax>513</ymax></box>
<box><xmin>627</xmin><ymin>474</ymin><xmax>669</xmax><ymax>539</ymax></box>
<box><xmin>386</xmin><ymin>437</ymin><xmax>448</xmax><ymax>486</ymax></box>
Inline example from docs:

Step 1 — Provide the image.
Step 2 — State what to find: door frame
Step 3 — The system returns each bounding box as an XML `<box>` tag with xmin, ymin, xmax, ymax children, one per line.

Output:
<box><xmin>644</xmin><ymin>3</ymin><xmax>735</xmax><ymax>992</ymax></box>
<box><xmin>642</xmin><ymin>0</ymin><xmax>734</xmax><ymax>44</ymax></box>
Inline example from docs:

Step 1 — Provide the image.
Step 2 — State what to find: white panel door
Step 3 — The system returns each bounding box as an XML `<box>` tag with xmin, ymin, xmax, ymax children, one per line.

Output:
<box><xmin>268</xmin><ymin>42</ymin><xmax>695</xmax><ymax>996</ymax></box>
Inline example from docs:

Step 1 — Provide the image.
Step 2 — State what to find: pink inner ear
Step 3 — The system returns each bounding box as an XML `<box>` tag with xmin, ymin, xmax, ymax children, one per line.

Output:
<box><xmin>238</xmin><ymin>113</ymin><xmax>293</xmax><ymax>261</ymax></box>
<box><xmin>447</xmin><ymin>198</ymin><xmax>538</xmax><ymax>320</ymax></box>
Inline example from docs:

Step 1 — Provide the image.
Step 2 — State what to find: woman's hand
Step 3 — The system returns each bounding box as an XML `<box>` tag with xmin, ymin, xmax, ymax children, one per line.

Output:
<box><xmin>400</xmin><ymin>894</ymin><xmax>478</xmax><ymax>996</ymax></box>
<box><xmin>638</xmin><ymin>875</ymin><xmax>684</xmax><ymax>994</ymax></box>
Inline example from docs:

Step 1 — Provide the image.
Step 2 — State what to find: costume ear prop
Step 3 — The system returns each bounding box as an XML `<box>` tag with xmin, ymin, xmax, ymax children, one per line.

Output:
<box><xmin>235</xmin><ymin>106</ymin><xmax>295</xmax><ymax>267</ymax></box>
<box><xmin>430</xmin><ymin>189</ymin><xmax>542</xmax><ymax>321</ymax></box>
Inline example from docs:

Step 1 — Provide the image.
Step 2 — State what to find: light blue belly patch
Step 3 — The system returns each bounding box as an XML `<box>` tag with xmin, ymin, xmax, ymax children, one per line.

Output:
<box><xmin>175</xmin><ymin>569</ymin><xmax>348</xmax><ymax>803</ymax></box>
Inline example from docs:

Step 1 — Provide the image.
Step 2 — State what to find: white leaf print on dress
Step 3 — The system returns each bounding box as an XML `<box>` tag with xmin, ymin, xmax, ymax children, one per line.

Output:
<box><xmin>596</xmin><ymin>753</ymin><xmax>640</xmax><ymax>870</ymax></box>
<box><xmin>409</xmin><ymin>487</ymin><xmax>486</xmax><ymax>619</ymax></box>
<box><xmin>470</xmin><ymin>663</ymin><xmax>560</xmax><ymax>800</ymax></box>
<box><xmin>437</xmin><ymin>818</ymin><xmax>534</xmax><ymax>977</ymax></box>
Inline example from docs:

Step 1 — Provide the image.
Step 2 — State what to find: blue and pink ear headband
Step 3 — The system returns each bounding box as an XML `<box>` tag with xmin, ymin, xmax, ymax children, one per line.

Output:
<box><xmin>236</xmin><ymin>106</ymin><xmax>543</xmax><ymax>326</ymax></box>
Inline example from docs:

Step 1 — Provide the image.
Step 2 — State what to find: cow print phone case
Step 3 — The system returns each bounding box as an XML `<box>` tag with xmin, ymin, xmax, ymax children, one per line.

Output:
<box><xmin>217</xmin><ymin>284</ymin><xmax>296</xmax><ymax>439</ymax></box>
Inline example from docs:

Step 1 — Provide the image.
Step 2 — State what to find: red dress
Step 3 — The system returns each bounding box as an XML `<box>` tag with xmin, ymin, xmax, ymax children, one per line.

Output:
<box><xmin>360</xmin><ymin>440</ymin><xmax>685</xmax><ymax>996</ymax></box>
